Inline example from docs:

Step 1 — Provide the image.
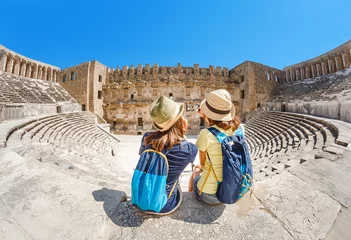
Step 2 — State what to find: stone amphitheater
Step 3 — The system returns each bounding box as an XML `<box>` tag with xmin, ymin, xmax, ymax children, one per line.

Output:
<box><xmin>0</xmin><ymin>40</ymin><xmax>350</xmax><ymax>240</ymax></box>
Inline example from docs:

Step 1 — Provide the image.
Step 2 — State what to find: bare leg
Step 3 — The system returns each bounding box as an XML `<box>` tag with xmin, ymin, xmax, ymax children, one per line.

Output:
<box><xmin>188</xmin><ymin>166</ymin><xmax>202</xmax><ymax>192</ymax></box>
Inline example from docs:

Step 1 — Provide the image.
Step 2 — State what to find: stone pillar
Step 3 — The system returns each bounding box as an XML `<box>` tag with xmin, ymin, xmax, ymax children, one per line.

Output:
<box><xmin>285</xmin><ymin>69</ymin><xmax>290</xmax><ymax>82</ymax></box>
<box><xmin>300</xmin><ymin>67</ymin><xmax>305</xmax><ymax>80</ymax></box>
<box><xmin>38</xmin><ymin>66</ymin><xmax>43</xmax><ymax>79</ymax></box>
<box><xmin>0</xmin><ymin>54</ymin><xmax>7</xmax><ymax>72</ymax></box>
<box><xmin>13</xmin><ymin>59</ymin><xmax>20</xmax><ymax>75</ymax></box>
<box><xmin>48</xmin><ymin>69</ymin><xmax>52</xmax><ymax>81</ymax></box>
<box><xmin>290</xmin><ymin>69</ymin><xmax>295</xmax><ymax>81</ymax></box>
<box><xmin>311</xmin><ymin>65</ymin><xmax>316</xmax><ymax>78</ymax></box>
<box><xmin>316</xmin><ymin>63</ymin><xmax>322</xmax><ymax>76</ymax></box>
<box><xmin>328</xmin><ymin>59</ymin><xmax>335</xmax><ymax>73</ymax></box>
<box><xmin>32</xmin><ymin>65</ymin><xmax>38</xmax><ymax>79</ymax></box>
<box><xmin>42</xmin><ymin>67</ymin><xmax>47</xmax><ymax>80</ymax></box>
<box><xmin>26</xmin><ymin>64</ymin><xmax>32</xmax><ymax>78</ymax></box>
<box><xmin>53</xmin><ymin>70</ymin><xmax>57</xmax><ymax>82</ymax></box>
<box><xmin>342</xmin><ymin>53</ymin><xmax>351</xmax><ymax>68</ymax></box>
<box><xmin>305</xmin><ymin>66</ymin><xmax>310</xmax><ymax>79</ymax></box>
<box><xmin>335</xmin><ymin>56</ymin><xmax>343</xmax><ymax>71</ymax></box>
<box><xmin>321</xmin><ymin>61</ymin><xmax>328</xmax><ymax>75</ymax></box>
<box><xmin>20</xmin><ymin>62</ymin><xmax>26</xmax><ymax>76</ymax></box>
<box><xmin>295</xmin><ymin>69</ymin><xmax>300</xmax><ymax>81</ymax></box>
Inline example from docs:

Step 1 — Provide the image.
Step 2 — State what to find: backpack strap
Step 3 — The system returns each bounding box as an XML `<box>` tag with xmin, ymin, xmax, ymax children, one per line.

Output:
<box><xmin>207</xmin><ymin>127</ymin><xmax>227</xmax><ymax>144</ymax></box>
<box><xmin>168</xmin><ymin>180</ymin><xmax>178</xmax><ymax>199</ymax></box>
<box><xmin>199</xmin><ymin>152</ymin><xmax>220</xmax><ymax>195</ymax></box>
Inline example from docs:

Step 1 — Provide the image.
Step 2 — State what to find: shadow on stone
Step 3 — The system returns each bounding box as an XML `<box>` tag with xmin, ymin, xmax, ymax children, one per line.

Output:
<box><xmin>92</xmin><ymin>187</ymin><xmax>147</xmax><ymax>227</ymax></box>
<box><xmin>169</xmin><ymin>192</ymin><xmax>226</xmax><ymax>224</ymax></box>
<box><xmin>93</xmin><ymin>188</ymin><xmax>226</xmax><ymax>227</ymax></box>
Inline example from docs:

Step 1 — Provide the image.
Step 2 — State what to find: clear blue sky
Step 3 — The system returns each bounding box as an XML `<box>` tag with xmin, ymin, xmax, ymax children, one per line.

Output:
<box><xmin>1</xmin><ymin>0</ymin><xmax>350</xmax><ymax>70</ymax></box>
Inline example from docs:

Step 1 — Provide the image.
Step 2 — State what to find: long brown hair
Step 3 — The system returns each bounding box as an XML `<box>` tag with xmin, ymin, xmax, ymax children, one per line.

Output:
<box><xmin>144</xmin><ymin>117</ymin><xmax>186</xmax><ymax>152</ymax></box>
<box><xmin>207</xmin><ymin>116</ymin><xmax>241</xmax><ymax>131</ymax></box>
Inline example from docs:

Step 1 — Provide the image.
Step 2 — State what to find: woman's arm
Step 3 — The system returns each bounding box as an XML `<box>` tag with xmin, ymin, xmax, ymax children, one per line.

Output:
<box><xmin>197</xmin><ymin>150</ymin><xmax>207</xmax><ymax>170</ymax></box>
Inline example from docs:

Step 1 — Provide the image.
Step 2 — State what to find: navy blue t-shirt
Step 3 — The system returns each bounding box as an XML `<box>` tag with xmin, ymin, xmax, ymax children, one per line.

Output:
<box><xmin>139</xmin><ymin>133</ymin><xmax>198</xmax><ymax>213</ymax></box>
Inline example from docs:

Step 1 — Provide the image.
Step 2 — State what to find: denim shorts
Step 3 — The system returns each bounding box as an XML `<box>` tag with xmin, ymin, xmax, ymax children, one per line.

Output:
<box><xmin>193</xmin><ymin>175</ymin><xmax>221</xmax><ymax>205</ymax></box>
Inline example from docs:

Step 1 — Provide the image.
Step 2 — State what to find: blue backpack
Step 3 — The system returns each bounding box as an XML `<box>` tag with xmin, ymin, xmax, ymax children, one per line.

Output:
<box><xmin>200</xmin><ymin>126</ymin><xmax>253</xmax><ymax>204</ymax></box>
<box><xmin>131</xmin><ymin>149</ymin><xmax>177</xmax><ymax>212</ymax></box>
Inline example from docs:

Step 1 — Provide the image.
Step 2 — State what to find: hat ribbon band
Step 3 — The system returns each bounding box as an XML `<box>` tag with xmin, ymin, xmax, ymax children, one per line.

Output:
<box><xmin>205</xmin><ymin>100</ymin><xmax>230</xmax><ymax>115</ymax></box>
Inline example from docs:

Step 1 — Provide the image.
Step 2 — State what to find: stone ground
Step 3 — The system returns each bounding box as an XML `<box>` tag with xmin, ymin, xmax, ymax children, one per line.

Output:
<box><xmin>1</xmin><ymin>130</ymin><xmax>351</xmax><ymax>239</ymax></box>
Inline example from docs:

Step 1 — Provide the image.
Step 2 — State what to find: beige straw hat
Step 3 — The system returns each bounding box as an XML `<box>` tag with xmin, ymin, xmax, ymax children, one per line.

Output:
<box><xmin>150</xmin><ymin>95</ymin><xmax>184</xmax><ymax>132</ymax></box>
<box><xmin>200</xmin><ymin>89</ymin><xmax>235</xmax><ymax>121</ymax></box>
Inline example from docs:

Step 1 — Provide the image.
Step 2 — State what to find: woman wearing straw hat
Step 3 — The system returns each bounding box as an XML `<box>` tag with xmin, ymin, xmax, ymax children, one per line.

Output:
<box><xmin>188</xmin><ymin>89</ymin><xmax>242</xmax><ymax>204</ymax></box>
<box><xmin>138</xmin><ymin>95</ymin><xmax>198</xmax><ymax>214</ymax></box>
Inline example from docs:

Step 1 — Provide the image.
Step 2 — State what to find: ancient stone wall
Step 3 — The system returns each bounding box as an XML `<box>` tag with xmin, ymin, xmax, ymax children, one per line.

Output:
<box><xmin>0</xmin><ymin>44</ymin><xmax>60</xmax><ymax>81</ymax></box>
<box><xmin>103</xmin><ymin>63</ymin><xmax>242</xmax><ymax>134</ymax></box>
<box><xmin>229</xmin><ymin>61</ymin><xmax>285</xmax><ymax>118</ymax></box>
<box><xmin>284</xmin><ymin>40</ymin><xmax>351</xmax><ymax>82</ymax></box>
<box><xmin>58</xmin><ymin>61</ymin><xmax>107</xmax><ymax>118</ymax></box>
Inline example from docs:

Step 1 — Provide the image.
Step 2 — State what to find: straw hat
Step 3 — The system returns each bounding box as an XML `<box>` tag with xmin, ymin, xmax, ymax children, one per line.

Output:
<box><xmin>200</xmin><ymin>89</ymin><xmax>235</xmax><ymax>121</ymax></box>
<box><xmin>150</xmin><ymin>95</ymin><xmax>184</xmax><ymax>132</ymax></box>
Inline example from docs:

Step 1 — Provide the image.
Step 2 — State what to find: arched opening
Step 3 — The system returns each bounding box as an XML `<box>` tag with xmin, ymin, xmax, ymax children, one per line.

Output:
<box><xmin>266</xmin><ymin>72</ymin><xmax>271</xmax><ymax>81</ymax></box>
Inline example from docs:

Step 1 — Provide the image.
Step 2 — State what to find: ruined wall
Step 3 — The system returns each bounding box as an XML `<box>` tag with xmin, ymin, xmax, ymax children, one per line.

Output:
<box><xmin>104</xmin><ymin>63</ymin><xmax>242</xmax><ymax>135</ymax></box>
<box><xmin>89</xmin><ymin>61</ymin><xmax>107</xmax><ymax>118</ymax></box>
<box><xmin>58</xmin><ymin>61</ymin><xmax>107</xmax><ymax>118</ymax></box>
<box><xmin>58</xmin><ymin>62</ymin><xmax>90</xmax><ymax>110</ymax></box>
<box><xmin>229</xmin><ymin>61</ymin><xmax>285</xmax><ymax>118</ymax></box>
<box><xmin>284</xmin><ymin>40</ymin><xmax>351</xmax><ymax>82</ymax></box>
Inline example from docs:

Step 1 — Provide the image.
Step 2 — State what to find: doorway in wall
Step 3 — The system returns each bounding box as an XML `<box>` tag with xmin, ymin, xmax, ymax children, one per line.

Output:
<box><xmin>56</xmin><ymin>106</ymin><xmax>62</xmax><ymax>113</ymax></box>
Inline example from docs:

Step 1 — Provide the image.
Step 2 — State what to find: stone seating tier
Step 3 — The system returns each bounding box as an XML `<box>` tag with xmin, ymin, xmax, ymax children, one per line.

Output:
<box><xmin>270</xmin><ymin>68</ymin><xmax>351</xmax><ymax>102</ymax></box>
<box><xmin>245</xmin><ymin>111</ymin><xmax>340</xmax><ymax>180</ymax></box>
<box><xmin>0</xmin><ymin>71</ymin><xmax>76</xmax><ymax>104</ymax></box>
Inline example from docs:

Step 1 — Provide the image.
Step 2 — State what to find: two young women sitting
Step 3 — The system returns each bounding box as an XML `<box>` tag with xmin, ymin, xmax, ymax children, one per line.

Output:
<box><xmin>131</xmin><ymin>89</ymin><xmax>251</xmax><ymax>214</ymax></box>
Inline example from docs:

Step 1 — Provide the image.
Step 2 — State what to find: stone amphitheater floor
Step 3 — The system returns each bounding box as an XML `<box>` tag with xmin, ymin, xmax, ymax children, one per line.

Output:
<box><xmin>1</xmin><ymin>122</ymin><xmax>351</xmax><ymax>239</ymax></box>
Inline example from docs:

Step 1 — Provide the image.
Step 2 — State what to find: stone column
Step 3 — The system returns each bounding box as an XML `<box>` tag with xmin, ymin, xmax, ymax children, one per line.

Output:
<box><xmin>48</xmin><ymin>69</ymin><xmax>53</xmax><ymax>81</ymax></box>
<box><xmin>305</xmin><ymin>66</ymin><xmax>310</xmax><ymax>79</ymax></box>
<box><xmin>342</xmin><ymin>53</ymin><xmax>351</xmax><ymax>68</ymax></box>
<box><xmin>285</xmin><ymin>69</ymin><xmax>290</xmax><ymax>82</ymax></box>
<box><xmin>0</xmin><ymin>54</ymin><xmax>7</xmax><ymax>72</ymax></box>
<box><xmin>335</xmin><ymin>56</ymin><xmax>343</xmax><ymax>71</ymax></box>
<box><xmin>20</xmin><ymin>62</ymin><xmax>26</xmax><ymax>76</ymax></box>
<box><xmin>300</xmin><ymin>67</ymin><xmax>305</xmax><ymax>79</ymax></box>
<box><xmin>6</xmin><ymin>57</ymin><xmax>14</xmax><ymax>73</ymax></box>
<box><xmin>13</xmin><ymin>59</ymin><xmax>20</xmax><ymax>75</ymax></box>
<box><xmin>295</xmin><ymin>69</ymin><xmax>300</xmax><ymax>81</ymax></box>
<box><xmin>316</xmin><ymin>63</ymin><xmax>322</xmax><ymax>76</ymax></box>
<box><xmin>26</xmin><ymin>64</ymin><xmax>32</xmax><ymax>78</ymax></box>
<box><xmin>290</xmin><ymin>69</ymin><xmax>295</xmax><ymax>81</ymax></box>
<box><xmin>321</xmin><ymin>62</ymin><xmax>328</xmax><ymax>75</ymax></box>
<box><xmin>38</xmin><ymin>66</ymin><xmax>43</xmax><ymax>79</ymax></box>
<box><xmin>328</xmin><ymin>59</ymin><xmax>333</xmax><ymax>73</ymax></box>
<box><xmin>32</xmin><ymin>65</ymin><xmax>38</xmax><ymax>78</ymax></box>
<box><xmin>311</xmin><ymin>65</ymin><xmax>316</xmax><ymax>78</ymax></box>
<box><xmin>42</xmin><ymin>67</ymin><xmax>47</xmax><ymax>80</ymax></box>
<box><xmin>52</xmin><ymin>70</ymin><xmax>56</xmax><ymax>82</ymax></box>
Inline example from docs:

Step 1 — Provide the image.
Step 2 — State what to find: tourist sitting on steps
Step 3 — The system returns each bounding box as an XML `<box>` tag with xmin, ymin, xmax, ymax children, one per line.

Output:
<box><xmin>131</xmin><ymin>95</ymin><xmax>197</xmax><ymax>215</ymax></box>
<box><xmin>188</xmin><ymin>89</ymin><xmax>250</xmax><ymax>204</ymax></box>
